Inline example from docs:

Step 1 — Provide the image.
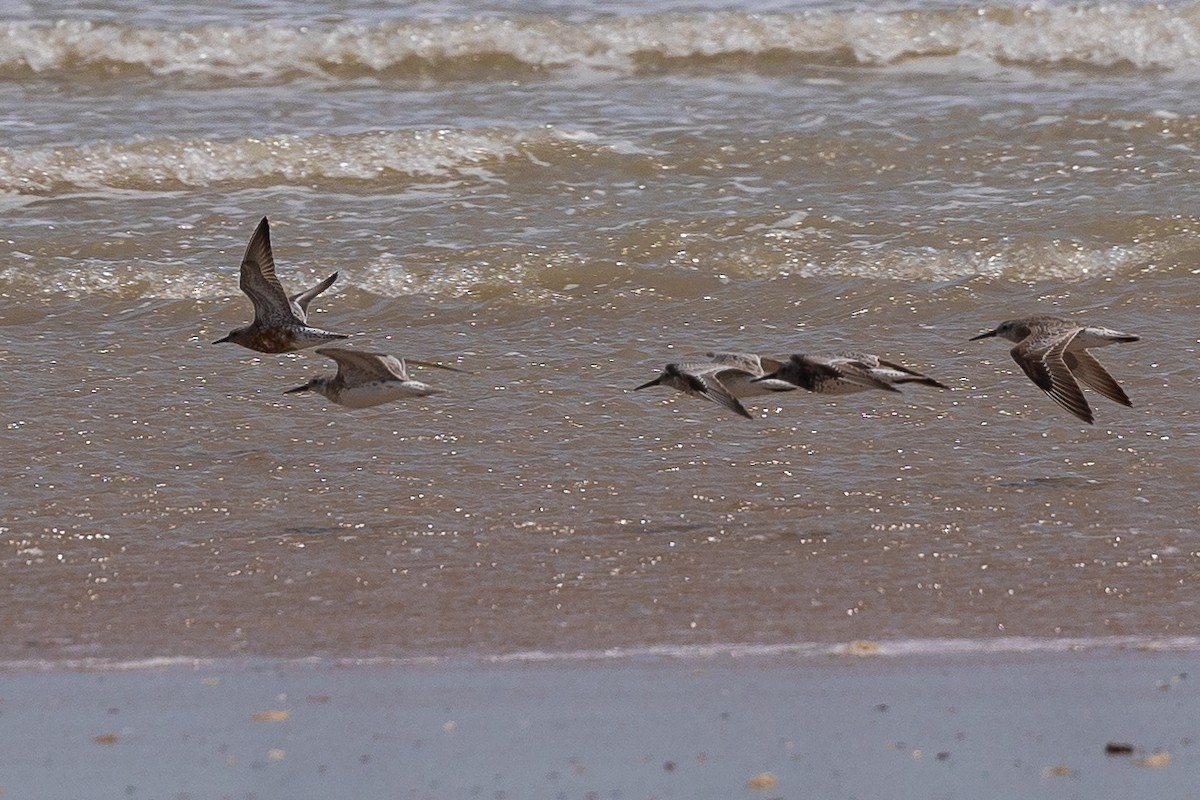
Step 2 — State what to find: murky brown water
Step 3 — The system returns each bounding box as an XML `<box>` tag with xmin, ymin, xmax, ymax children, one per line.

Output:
<box><xmin>2</xmin><ymin>0</ymin><xmax>1200</xmax><ymax>663</ymax></box>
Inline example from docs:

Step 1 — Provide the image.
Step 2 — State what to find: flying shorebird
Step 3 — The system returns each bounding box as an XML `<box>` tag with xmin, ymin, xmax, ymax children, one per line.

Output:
<box><xmin>752</xmin><ymin>352</ymin><xmax>949</xmax><ymax>395</ymax></box>
<box><xmin>212</xmin><ymin>217</ymin><xmax>348</xmax><ymax>353</ymax></box>
<box><xmin>970</xmin><ymin>314</ymin><xmax>1138</xmax><ymax>424</ymax></box>
<box><xmin>283</xmin><ymin>346</ymin><xmax>463</xmax><ymax>409</ymax></box>
<box><xmin>634</xmin><ymin>351</ymin><xmax>799</xmax><ymax>420</ymax></box>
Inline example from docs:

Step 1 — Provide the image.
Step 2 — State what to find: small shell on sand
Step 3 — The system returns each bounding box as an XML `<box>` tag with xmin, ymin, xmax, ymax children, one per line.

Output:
<box><xmin>250</xmin><ymin>709</ymin><xmax>290</xmax><ymax>722</ymax></box>
<box><xmin>1137</xmin><ymin>752</ymin><xmax>1171</xmax><ymax>768</ymax></box>
<box><xmin>746</xmin><ymin>772</ymin><xmax>778</xmax><ymax>790</ymax></box>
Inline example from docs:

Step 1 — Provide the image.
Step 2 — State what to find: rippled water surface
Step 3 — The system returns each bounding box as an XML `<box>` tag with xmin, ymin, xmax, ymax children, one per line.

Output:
<box><xmin>2</xmin><ymin>0</ymin><xmax>1200</xmax><ymax>663</ymax></box>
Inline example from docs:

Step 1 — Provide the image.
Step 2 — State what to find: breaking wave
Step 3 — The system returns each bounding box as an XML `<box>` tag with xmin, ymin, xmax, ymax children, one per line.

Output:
<box><xmin>0</xmin><ymin>126</ymin><xmax>579</xmax><ymax>193</ymax></box>
<box><xmin>3</xmin><ymin>4</ymin><xmax>1200</xmax><ymax>82</ymax></box>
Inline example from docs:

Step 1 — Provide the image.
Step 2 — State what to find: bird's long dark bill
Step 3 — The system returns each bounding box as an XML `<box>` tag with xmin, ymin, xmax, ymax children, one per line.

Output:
<box><xmin>212</xmin><ymin>335</ymin><xmax>231</xmax><ymax>344</ymax></box>
<box><xmin>283</xmin><ymin>383</ymin><xmax>312</xmax><ymax>395</ymax></box>
<box><xmin>634</xmin><ymin>377</ymin><xmax>662</xmax><ymax>391</ymax></box>
<box><xmin>749</xmin><ymin>372</ymin><xmax>778</xmax><ymax>383</ymax></box>
<box><xmin>969</xmin><ymin>330</ymin><xmax>998</xmax><ymax>341</ymax></box>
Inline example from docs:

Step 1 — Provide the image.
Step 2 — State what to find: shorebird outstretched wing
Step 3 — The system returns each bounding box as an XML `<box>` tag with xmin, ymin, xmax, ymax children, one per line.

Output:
<box><xmin>239</xmin><ymin>217</ymin><xmax>299</xmax><ymax>326</ymax></box>
<box><xmin>1064</xmin><ymin>349</ymin><xmax>1133</xmax><ymax>407</ymax></box>
<box><xmin>289</xmin><ymin>271</ymin><xmax>339</xmax><ymax>323</ymax></box>
<box><xmin>318</xmin><ymin>347</ymin><xmax>410</xmax><ymax>383</ymax></box>
<box><xmin>684</xmin><ymin>366</ymin><xmax>754</xmax><ymax>419</ymax></box>
<box><xmin>1011</xmin><ymin>331</ymin><xmax>1094</xmax><ymax>424</ymax></box>
<box><xmin>706</xmin><ymin>351</ymin><xmax>766</xmax><ymax>375</ymax></box>
<box><xmin>635</xmin><ymin>362</ymin><xmax>754</xmax><ymax>419</ymax></box>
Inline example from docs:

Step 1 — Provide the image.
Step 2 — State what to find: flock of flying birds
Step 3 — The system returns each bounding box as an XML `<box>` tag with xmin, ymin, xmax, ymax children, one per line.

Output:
<box><xmin>213</xmin><ymin>217</ymin><xmax>1140</xmax><ymax>424</ymax></box>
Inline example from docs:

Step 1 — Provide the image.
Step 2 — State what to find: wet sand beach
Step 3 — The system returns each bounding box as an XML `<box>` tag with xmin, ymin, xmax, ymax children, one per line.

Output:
<box><xmin>3</xmin><ymin>649</ymin><xmax>1198</xmax><ymax>799</ymax></box>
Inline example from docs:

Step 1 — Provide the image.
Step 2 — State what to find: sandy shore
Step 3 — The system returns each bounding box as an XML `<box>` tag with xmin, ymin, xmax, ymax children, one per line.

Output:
<box><xmin>1</xmin><ymin>648</ymin><xmax>1196</xmax><ymax>799</ymax></box>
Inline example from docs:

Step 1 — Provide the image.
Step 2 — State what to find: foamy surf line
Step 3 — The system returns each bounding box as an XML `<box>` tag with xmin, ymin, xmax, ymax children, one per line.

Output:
<box><xmin>0</xmin><ymin>126</ymin><xmax>600</xmax><ymax>193</ymax></box>
<box><xmin>4</xmin><ymin>635</ymin><xmax>1199</xmax><ymax>672</ymax></box>
<box><xmin>4</xmin><ymin>3</ymin><xmax>1200</xmax><ymax>80</ymax></box>
<box><xmin>483</xmin><ymin>634</ymin><xmax>1200</xmax><ymax>663</ymax></box>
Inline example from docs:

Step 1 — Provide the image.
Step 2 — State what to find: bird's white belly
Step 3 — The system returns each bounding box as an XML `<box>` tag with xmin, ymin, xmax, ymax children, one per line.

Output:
<box><xmin>335</xmin><ymin>380</ymin><xmax>434</xmax><ymax>409</ymax></box>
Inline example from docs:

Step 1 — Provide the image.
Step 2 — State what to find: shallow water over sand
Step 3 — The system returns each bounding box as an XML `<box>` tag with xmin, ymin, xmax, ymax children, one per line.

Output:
<box><xmin>2</xmin><ymin>0</ymin><xmax>1200</xmax><ymax>662</ymax></box>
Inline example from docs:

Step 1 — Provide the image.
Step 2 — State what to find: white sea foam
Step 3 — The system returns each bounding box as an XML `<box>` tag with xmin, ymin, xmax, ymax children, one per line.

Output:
<box><xmin>0</xmin><ymin>127</ymin><xmax>548</xmax><ymax>193</ymax></box>
<box><xmin>2</xmin><ymin>635</ymin><xmax>1197</xmax><ymax>672</ymax></box>
<box><xmin>789</xmin><ymin>241</ymin><xmax>1162</xmax><ymax>282</ymax></box>
<box><xmin>481</xmin><ymin>635</ymin><xmax>1200</xmax><ymax>663</ymax></box>
<box><xmin>3</xmin><ymin>5</ymin><xmax>1200</xmax><ymax>81</ymax></box>
<box><xmin>0</xmin><ymin>655</ymin><xmax>214</xmax><ymax>672</ymax></box>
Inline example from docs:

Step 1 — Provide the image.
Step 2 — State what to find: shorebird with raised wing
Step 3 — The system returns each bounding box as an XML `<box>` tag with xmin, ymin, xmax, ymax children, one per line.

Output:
<box><xmin>213</xmin><ymin>217</ymin><xmax>348</xmax><ymax>353</ymax></box>
<box><xmin>970</xmin><ymin>314</ymin><xmax>1138</xmax><ymax>424</ymax></box>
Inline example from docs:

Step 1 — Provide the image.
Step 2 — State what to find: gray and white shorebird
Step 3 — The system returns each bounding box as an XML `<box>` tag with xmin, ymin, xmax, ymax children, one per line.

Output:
<box><xmin>752</xmin><ymin>352</ymin><xmax>949</xmax><ymax>395</ymax></box>
<box><xmin>634</xmin><ymin>351</ymin><xmax>800</xmax><ymax>419</ymax></box>
<box><xmin>284</xmin><ymin>346</ymin><xmax>463</xmax><ymax>409</ymax></box>
<box><xmin>970</xmin><ymin>314</ymin><xmax>1138</xmax><ymax>424</ymax></box>
<box><xmin>213</xmin><ymin>217</ymin><xmax>348</xmax><ymax>353</ymax></box>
